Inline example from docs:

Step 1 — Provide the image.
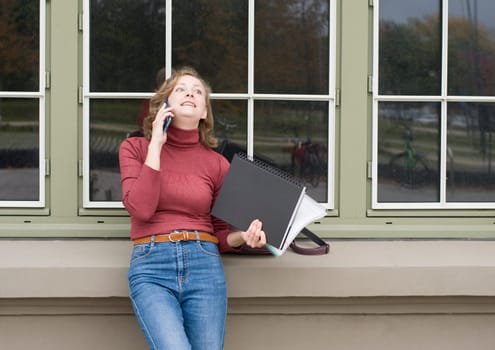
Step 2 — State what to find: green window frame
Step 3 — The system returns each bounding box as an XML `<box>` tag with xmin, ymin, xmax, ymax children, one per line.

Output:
<box><xmin>0</xmin><ymin>0</ymin><xmax>46</xmax><ymax>209</ymax></box>
<box><xmin>82</xmin><ymin>0</ymin><xmax>337</xmax><ymax>210</ymax></box>
<box><xmin>372</xmin><ymin>0</ymin><xmax>495</xmax><ymax>210</ymax></box>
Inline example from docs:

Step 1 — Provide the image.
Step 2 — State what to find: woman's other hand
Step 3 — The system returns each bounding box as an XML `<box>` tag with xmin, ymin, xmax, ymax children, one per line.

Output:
<box><xmin>226</xmin><ymin>219</ymin><xmax>267</xmax><ymax>249</ymax></box>
<box><xmin>241</xmin><ymin>219</ymin><xmax>266</xmax><ymax>248</ymax></box>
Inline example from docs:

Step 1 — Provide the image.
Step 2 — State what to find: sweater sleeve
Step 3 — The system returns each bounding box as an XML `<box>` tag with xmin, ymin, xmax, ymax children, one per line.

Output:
<box><xmin>119</xmin><ymin>139</ymin><xmax>161</xmax><ymax>221</ymax></box>
<box><xmin>212</xmin><ymin>218</ymin><xmax>234</xmax><ymax>253</ymax></box>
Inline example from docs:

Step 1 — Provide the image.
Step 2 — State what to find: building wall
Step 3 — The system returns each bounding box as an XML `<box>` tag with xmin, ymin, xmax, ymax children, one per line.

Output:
<box><xmin>2</xmin><ymin>296</ymin><xmax>495</xmax><ymax>350</ymax></box>
<box><xmin>1</xmin><ymin>239</ymin><xmax>495</xmax><ymax>349</ymax></box>
<box><xmin>2</xmin><ymin>1</ymin><xmax>495</xmax><ymax>348</ymax></box>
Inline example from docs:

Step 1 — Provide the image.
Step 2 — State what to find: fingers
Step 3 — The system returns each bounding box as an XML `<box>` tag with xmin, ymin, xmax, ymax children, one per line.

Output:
<box><xmin>158</xmin><ymin>101</ymin><xmax>174</xmax><ymax>120</ymax></box>
<box><xmin>156</xmin><ymin>103</ymin><xmax>174</xmax><ymax>129</ymax></box>
<box><xmin>244</xmin><ymin>219</ymin><xmax>266</xmax><ymax>248</ymax></box>
<box><xmin>151</xmin><ymin>103</ymin><xmax>174</xmax><ymax>142</ymax></box>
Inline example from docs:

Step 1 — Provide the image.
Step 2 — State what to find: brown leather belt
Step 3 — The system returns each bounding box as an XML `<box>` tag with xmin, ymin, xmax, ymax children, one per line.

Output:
<box><xmin>133</xmin><ymin>230</ymin><xmax>218</xmax><ymax>245</ymax></box>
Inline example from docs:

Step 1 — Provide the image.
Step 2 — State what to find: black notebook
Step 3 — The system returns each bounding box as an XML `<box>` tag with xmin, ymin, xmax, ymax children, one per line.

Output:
<box><xmin>212</xmin><ymin>153</ymin><xmax>326</xmax><ymax>255</ymax></box>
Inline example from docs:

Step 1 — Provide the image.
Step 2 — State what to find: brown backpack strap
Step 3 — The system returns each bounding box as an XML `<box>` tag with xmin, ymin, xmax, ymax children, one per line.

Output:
<box><xmin>233</xmin><ymin>228</ymin><xmax>329</xmax><ymax>256</ymax></box>
<box><xmin>289</xmin><ymin>228</ymin><xmax>330</xmax><ymax>255</ymax></box>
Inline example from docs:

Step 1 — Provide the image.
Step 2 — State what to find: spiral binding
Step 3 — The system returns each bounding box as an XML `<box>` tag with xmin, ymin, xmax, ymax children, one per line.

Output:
<box><xmin>235</xmin><ymin>152</ymin><xmax>303</xmax><ymax>187</ymax></box>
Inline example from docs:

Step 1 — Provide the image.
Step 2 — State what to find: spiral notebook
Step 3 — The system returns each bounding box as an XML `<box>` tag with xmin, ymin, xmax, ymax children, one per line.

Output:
<box><xmin>212</xmin><ymin>153</ymin><xmax>326</xmax><ymax>256</ymax></box>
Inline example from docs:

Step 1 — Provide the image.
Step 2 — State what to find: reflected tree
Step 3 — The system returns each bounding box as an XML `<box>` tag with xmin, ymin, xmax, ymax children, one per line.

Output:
<box><xmin>0</xmin><ymin>0</ymin><xmax>39</xmax><ymax>91</ymax></box>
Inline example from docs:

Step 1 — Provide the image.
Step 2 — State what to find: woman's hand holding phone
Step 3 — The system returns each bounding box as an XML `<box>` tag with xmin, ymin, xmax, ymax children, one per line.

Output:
<box><xmin>150</xmin><ymin>99</ymin><xmax>173</xmax><ymax>147</ymax></box>
<box><xmin>146</xmin><ymin>99</ymin><xmax>173</xmax><ymax>169</ymax></box>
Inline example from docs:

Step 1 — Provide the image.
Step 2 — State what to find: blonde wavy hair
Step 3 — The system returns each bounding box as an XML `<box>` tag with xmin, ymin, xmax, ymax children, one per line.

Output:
<box><xmin>143</xmin><ymin>66</ymin><xmax>218</xmax><ymax>149</ymax></box>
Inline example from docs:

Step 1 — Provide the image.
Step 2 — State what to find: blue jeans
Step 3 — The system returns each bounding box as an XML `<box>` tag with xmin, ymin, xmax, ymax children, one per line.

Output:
<box><xmin>128</xmin><ymin>237</ymin><xmax>227</xmax><ymax>350</ymax></box>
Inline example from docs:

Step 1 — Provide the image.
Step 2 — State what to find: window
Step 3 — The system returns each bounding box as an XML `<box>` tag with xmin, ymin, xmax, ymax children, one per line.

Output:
<box><xmin>83</xmin><ymin>0</ymin><xmax>336</xmax><ymax>208</ymax></box>
<box><xmin>373</xmin><ymin>0</ymin><xmax>495</xmax><ymax>209</ymax></box>
<box><xmin>0</xmin><ymin>0</ymin><xmax>46</xmax><ymax>208</ymax></box>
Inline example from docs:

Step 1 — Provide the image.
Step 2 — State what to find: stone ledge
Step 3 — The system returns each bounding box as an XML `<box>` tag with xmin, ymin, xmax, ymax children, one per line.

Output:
<box><xmin>1</xmin><ymin>239</ymin><xmax>495</xmax><ymax>298</ymax></box>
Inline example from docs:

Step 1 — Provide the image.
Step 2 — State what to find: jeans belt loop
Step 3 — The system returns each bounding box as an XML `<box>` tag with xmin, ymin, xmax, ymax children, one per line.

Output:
<box><xmin>150</xmin><ymin>234</ymin><xmax>156</xmax><ymax>247</ymax></box>
<box><xmin>194</xmin><ymin>230</ymin><xmax>200</xmax><ymax>241</ymax></box>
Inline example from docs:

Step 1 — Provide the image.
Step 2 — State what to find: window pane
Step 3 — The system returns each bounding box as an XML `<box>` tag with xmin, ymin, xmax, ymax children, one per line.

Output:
<box><xmin>89</xmin><ymin>99</ymin><xmax>143</xmax><ymax>201</ymax></box>
<box><xmin>212</xmin><ymin>100</ymin><xmax>248</xmax><ymax>161</ymax></box>
<box><xmin>448</xmin><ymin>0</ymin><xmax>495</xmax><ymax>96</ymax></box>
<box><xmin>90</xmin><ymin>0</ymin><xmax>166</xmax><ymax>92</ymax></box>
<box><xmin>254</xmin><ymin>0</ymin><xmax>329</xmax><ymax>94</ymax></box>
<box><xmin>0</xmin><ymin>98</ymin><xmax>39</xmax><ymax>201</ymax></box>
<box><xmin>377</xmin><ymin>102</ymin><xmax>439</xmax><ymax>202</ymax></box>
<box><xmin>379</xmin><ymin>0</ymin><xmax>441</xmax><ymax>95</ymax></box>
<box><xmin>0</xmin><ymin>0</ymin><xmax>39</xmax><ymax>91</ymax></box>
<box><xmin>173</xmin><ymin>0</ymin><xmax>248</xmax><ymax>93</ymax></box>
<box><xmin>447</xmin><ymin>102</ymin><xmax>495</xmax><ymax>202</ymax></box>
<box><xmin>253</xmin><ymin>101</ymin><xmax>328</xmax><ymax>202</ymax></box>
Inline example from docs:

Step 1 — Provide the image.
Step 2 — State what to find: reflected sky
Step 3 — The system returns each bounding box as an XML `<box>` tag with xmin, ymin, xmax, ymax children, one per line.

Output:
<box><xmin>380</xmin><ymin>0</ymin><xmax>438</xmax><ymax>23</ymax></box>
<box><xmin>381</xmin><ymin>0</ymin><xmax>495</xmax><ymax>29</ymax></box>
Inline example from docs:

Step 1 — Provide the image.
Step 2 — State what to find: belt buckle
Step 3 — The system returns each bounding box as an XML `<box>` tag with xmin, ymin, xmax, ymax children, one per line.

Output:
<box><xmin>169</xmin><ymin>231</ymin><xmax>188</xmax><ymax>242</ymax></box>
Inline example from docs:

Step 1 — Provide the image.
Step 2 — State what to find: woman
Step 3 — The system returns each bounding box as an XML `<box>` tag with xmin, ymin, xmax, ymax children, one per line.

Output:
<box><xmin>119</xmin><ymin>66</ymin><xmax>266</xmax><ymax>350</ymax></box>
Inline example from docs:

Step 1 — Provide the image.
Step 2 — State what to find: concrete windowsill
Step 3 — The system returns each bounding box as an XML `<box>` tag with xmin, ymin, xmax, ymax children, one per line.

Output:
<box><xmin>1</xmin><ymin>239</ymin><xmax>495</xmax><ymax>298</ymax></box>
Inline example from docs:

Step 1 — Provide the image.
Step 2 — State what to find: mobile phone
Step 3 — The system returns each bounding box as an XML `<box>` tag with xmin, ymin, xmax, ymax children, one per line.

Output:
<box><xmin>162</xmin><ymin>99</ymin><xmax>172</xmax><ymax>133</ymax></box>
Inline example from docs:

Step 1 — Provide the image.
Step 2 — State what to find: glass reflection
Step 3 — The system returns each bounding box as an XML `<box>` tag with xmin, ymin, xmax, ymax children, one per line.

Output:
<box><xmin>212</xmin><ymin>100</ymin><xmax>247</xmax><ymax>162</ymax></box>
<box><xmin>0</xmin><ymin>0</ymin><xmax>39</xmax><ymax>91</ymax></box>
<box><xmin>90</xmin><ymin>0</ymin><xmax>166</xmax><ymax>92</ymax></box>
<box><xmin>377</xmin><ymin>102</ymin><xmax>439</xmax><ymax>202</ymax></box>
<box><xmin>379</xmin><ymin>0</ymin><xmax>441</xmax><ymax>95</ymax></box>
<box><xmin>448</xmin><ymin>0</ymin><xmax>495</xmax><ymax>96</ymax></box>
<box><xmin>173</xmin><ymin>0</ymin><xmax>248</xmax><ymax>93</ymax></box>
<box><xmin>254</xmin><ymin>0</ymin><xmax>329</xmax><ymax>94</ymax></box>
<box><xmin>89</xmin><ymin>99</ymin><xmax>144</xmax><ymax>201</ymax></box>
<box><xmin>253</xmin><ymin>101</ymin><xmax>328</xmax><ymax>202</ymax></box>
<box><xmin>447</xmin><ymin>102</ymin><xmax>495</xmax><ymax>202</ymax></box>
<box><xmin>0</xmin><ymin>98</ymin><xmax>39</xmax><ymax>201</ymax></box>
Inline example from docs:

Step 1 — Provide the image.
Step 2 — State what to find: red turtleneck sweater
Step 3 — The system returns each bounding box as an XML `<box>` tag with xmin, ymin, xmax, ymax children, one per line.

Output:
<box><xmin>119</xmin><ymin>125</ymin><xmax>235</xmax><ymax>253</ymax></box>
